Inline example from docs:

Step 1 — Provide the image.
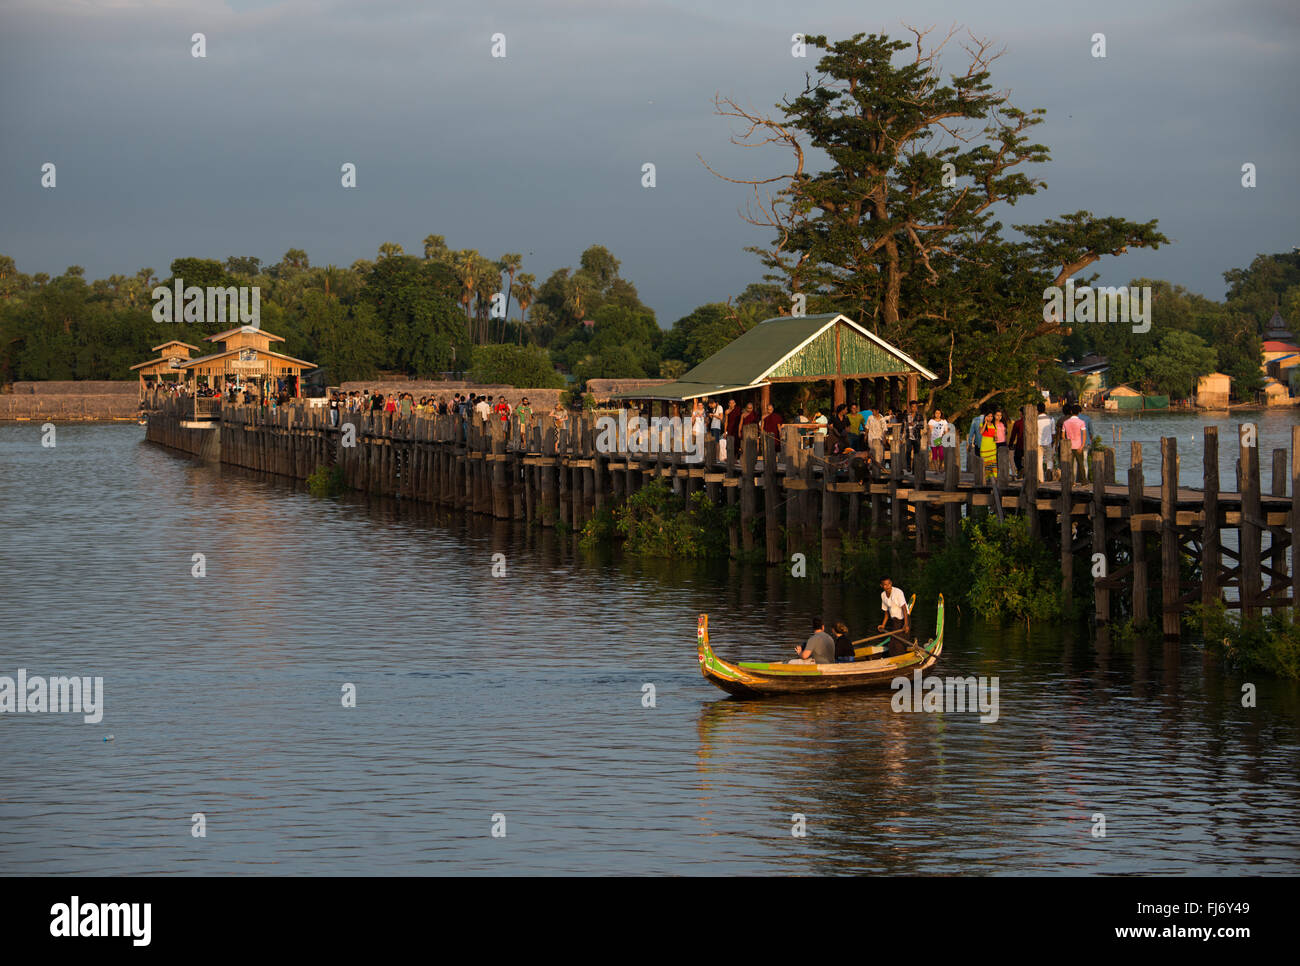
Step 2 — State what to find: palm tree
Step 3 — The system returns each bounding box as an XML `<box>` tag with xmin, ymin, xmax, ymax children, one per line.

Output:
<box><xmin>455</xmin><ymin>250</ymin><xmax>480</xmax><ymax>332</ymax></box>
<box><xmin>423</xmin><ymin>234</ymin><xmax>451</xmax><ymax>262</ymax></box>
<box><xmin>499</xmin><ymin>253</ymin><xmax>522</xmax><ymax>340</ymax></box>
<box><xmin>320</xmin><ymin>265</ymin><xmax>341</xmax><ymax>298</ymax></box>
<box><xmin>119</xmin><ymin>275</ymin><xmax>144</xmax><ymax>308</ymax></box>
<box><xmin>474</xmin><ymin>255</ymin><xmax>500</xmax><ymax>344</ymax></box>
<box><xmin>512</xmin><ymin>273</ymin><xmax>536</xmax><ymax>344</ymax></box>
<box><xmin>377</xmin><ymin>242</ymin><xmax>404</xmax><ymax>260</ymax></box>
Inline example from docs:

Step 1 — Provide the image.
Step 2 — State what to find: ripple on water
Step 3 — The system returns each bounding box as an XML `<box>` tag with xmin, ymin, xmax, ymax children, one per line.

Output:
<box><xmin>1</xmin><ymin>424</ymin><xmax>1299</xmax><ymax>874</ymax></box>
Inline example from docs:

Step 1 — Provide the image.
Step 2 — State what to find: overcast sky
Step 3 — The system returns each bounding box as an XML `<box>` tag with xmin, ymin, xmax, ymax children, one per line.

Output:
<box><xmin>1</xmin><ymin>0</ymin><xmax>1296</xmax><ymax>325</ymax></box>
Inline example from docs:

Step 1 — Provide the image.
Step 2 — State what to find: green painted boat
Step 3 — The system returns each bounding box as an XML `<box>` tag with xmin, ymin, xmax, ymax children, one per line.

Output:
<box><xmin>697</xmin><ymin>596</ymin><xmax>944</xmax><ymax>698</ymax></box>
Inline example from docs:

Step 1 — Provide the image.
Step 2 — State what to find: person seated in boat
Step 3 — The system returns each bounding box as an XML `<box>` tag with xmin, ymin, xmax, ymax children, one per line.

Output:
<box><xmin>878</xmin><ymin>576</ymin><xmax>911</xmax><ymax>657</ymax></box>
<box><xmin>832</xmin><ymin>621</ymin><xmax>854</xmax><ymax>663</ymax></box>
<box><xmin>790</xmin><ymin>617</ymin><xmax>837</xmax><ymax>664</ymax></box>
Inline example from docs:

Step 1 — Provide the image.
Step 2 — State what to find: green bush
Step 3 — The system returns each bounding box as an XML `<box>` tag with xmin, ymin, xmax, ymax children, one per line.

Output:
<box><xmin>578</xmin><ymin>508</ymin><xmax>616</xmax><ymax>550</ymax></box>
<box><xmin>964</xmin><ymin>515</ymin><xmax>1062</xmax><ymax>622</ymax></box>
<box><xmin>610</xmin><ymin>477</ymin><xmax>729</xmax><ymax>558</ymax></box>
<box><xmin>467</xmin><ymin>344</ymin><xmax>565</xmax><ymax>387</ymax></box>
<box><xmin>843</xmin><ymin>517</ymin><xmax>1060</xmax><ymax>622</ymax></box>
<box><xmin>306</xmin><ymin>464</ymin><xmax>346</xmax><ymax>497</ymax></box>
<box><xmin>1187</xmin><ymin>601</ymin><xmax>1300</xmax><ymax>680</ymax></box>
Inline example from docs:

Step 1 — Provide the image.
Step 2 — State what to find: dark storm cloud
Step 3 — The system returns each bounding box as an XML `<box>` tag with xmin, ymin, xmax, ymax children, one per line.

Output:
<box><xmin>0</xmin><ymin>0</ymin><xmax>1295</xmax><ymax>323</ymax></box>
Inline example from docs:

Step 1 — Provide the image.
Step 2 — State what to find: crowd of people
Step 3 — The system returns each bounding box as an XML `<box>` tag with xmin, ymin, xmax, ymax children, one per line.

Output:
<box><xmin>324</xmin><ymin>389</ymin><xmax>560</xmax><ymax>444</ymax></box>
<box><xmin>961</xmin><ymin>401</ymin><xmax>1094</xmax><ymax>482</ymax></box>
<box><xmin>601</xmin><ymin>394</ymin><xmax>1099</xmax><ymax>485</ymax></box>
<box><xmin>280</xmin><ymin>385</ymin><xmax>1099</xmax><ymax>480</ymax></box>
<box><xmin>143</xmin><ymin>381</ymin><xmax>295</xmax><ymax>409</ymax></box>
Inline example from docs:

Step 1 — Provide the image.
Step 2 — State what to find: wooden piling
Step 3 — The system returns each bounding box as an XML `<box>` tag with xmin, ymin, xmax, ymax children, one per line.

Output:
<box><xmin>1161</xmin><ymin>437</ymin><xmax>1180</xmax><ymax>639</ymax></box>
<box><xmin>1271</xmin><ymin>448</ymin><xmax>1287</xmax><ymax>599</ymax></box>
<box><xmin>1060</xmin><ymin>436</ymin><xmax>1073</xmax><ymax>604</ymax></box>
<box><xmin>1130</xmin><ymin>442</ymin><xmax>1148</xmax><ymax>625</ymax></box>
<box><xmin>763</xmin><ymin>432</ymin><xmax>782</xmax><ymax>565</ymax></box>
<box><xmin>741</xmin><ymin>425</ymin><xmax>757</xmax><ymax>554</ymax></box>
<box><xmin>1202</xmin><ymin>429</ymin><xmax>1219</xmax><ymax>617</ymax></box>
<box><xmin>1023</xmin><ymin>404</ymin><xmax>1039</xmax><ymax>537</ymax></box>
<box><xmin>1293</xmin><ymin>426</ymin><xmax>1300</xmax><ymax>611</ymax></box>
<box><xmin>1092</xmin><ymin>451</ymin><xmax>1109</xmax><ymax>623</ymax></box>
<box><xmin>1240</xmin><ymin>425</ymin><xmax>1261</xmax><ymax>620</ymax></box>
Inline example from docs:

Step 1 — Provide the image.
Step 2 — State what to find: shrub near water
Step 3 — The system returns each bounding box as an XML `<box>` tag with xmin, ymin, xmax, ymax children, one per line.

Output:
<box><xmin>1187</xmin><ymin>601</ymin><xmax>1300</xmax><ymax>681</ymax></box>
<box><xmin>581</xmin><ymin>477</ymin><xmax>729</xmax><ymax>557</ymax></box>
<box><xmin>963</xmin><ymin>515</ymin><xmax>1063</xmax><ymax>622</ymax></box>
<box><xmin>307</xmin><ymin>464</ymin><xmax>346</xmax><ymax>497</ymax></box>
<box><xmin>842</xmin><ymin>515</ymin><xmax>1061</xmax><ymax>622</ymax></box>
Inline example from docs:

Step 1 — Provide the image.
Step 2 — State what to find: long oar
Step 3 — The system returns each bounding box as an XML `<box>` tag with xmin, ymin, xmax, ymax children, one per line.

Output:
<box><xmin>855</xmin><ymin>631</ymin><xmax>929</xmax><ymax>659</ymax></box>
<box><xmin>850</xmin><ymin>629</ymin><xmax>897</xmax><ymax>646</ymax></box>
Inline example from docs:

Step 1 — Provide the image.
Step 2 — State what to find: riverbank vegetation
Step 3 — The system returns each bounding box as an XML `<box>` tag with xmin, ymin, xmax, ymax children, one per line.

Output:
<box><xmin>579</xmin><ymin>486</ymin><xmax>1073</xmax><ymax>622</ymax></box>
<box><xmin>579</xmin><ymin>478</ymin><xmax>731</xmax><ymax>558</ymax></box>
<box><xmin>841</xmin><ymin>516</ymin><xmax>1071</xmax><ymax>623</ymax></box>
<box><xmin>1187</xmin><ymin>602</ymin><xmax>1300</xmax><ymax>681</ymax></box>
<box><xmin>306</xmin><ymin>464</ymin><xmax>346</xmax><ymax>497</ymax></box>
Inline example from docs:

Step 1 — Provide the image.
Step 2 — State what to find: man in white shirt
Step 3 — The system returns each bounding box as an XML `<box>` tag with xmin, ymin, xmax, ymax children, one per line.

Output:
<box><xmin>474</xmin><ymin>396</ymin><xmax>491</xmax><ymax>423</ymax></box>
<box><xmin>878</xmin><ymin>576</ymin><xmax>911</xmax><ymax>656</ymax></box>
<box><xmin>1035</xmin><ymin>401</ymin><xmax>1055</xmax><ymax>481</ymax></box>
<box><xmin>866</xmin><ymin>409</ymin><xmax>886</xmax><ymax>451</ymax></box>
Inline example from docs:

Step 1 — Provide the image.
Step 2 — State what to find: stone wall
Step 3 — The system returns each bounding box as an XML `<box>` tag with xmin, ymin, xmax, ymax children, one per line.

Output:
<box><xmin>586</xmin><ymin>378</ymin><xmax>669</xmax><ymax>401</ymax></box>
<box><xmin>1</xmin><ymin>381</ymin><xmax>139</xmax><ymax>419</ymax></box>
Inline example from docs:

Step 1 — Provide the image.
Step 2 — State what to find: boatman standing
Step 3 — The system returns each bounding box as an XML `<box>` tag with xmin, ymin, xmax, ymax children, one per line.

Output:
<box><xmin>878</xmin><ymin>576</ymin><xmax>911</xmax><ymax>656</ymax></box>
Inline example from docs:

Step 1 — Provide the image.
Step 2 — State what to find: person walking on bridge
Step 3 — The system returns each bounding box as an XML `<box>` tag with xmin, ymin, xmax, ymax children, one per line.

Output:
<box><xmin>1062</xmin><ymin>405</ymin><xmax>1088</xmax><ymax>483</ymax></box>
<box><xmin>1036</xmin><ymin>402</ymin><xmax>1055</xmax><ymax>481</ymax></box>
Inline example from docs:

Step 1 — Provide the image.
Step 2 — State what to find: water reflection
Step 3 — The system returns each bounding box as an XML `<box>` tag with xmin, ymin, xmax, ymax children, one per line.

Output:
<box><xmin>1</xmin><ymin>424</ymin><xmax>1298</xmax><ymax>874</ymax></box>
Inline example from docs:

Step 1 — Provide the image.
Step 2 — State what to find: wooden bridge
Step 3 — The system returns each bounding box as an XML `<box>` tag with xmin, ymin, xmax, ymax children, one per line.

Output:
<box><xmin>142</xmin><ymin>395</ymin><xmax>1300</xmax><ymax>638</ymax></box>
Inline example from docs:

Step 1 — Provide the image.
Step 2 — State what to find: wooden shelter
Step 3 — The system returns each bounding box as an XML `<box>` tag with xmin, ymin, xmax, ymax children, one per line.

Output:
<box><xmin>130</xmin><ymin>340</ymin><xmax>201</xmax><ymax>389</ymax></box>
<box><xmin>131</xmin><ymin>326</ymin><xmax>315</xmax><ymax>398</ymax></box>
<box><xmin>612</xmin><ymin>313</ymin><xmax>936</xmax><ymax>411</ymax></box>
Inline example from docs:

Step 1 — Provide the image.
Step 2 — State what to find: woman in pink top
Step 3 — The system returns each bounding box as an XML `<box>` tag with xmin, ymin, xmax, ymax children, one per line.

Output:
<box><xmin>994</xmin><ymin>408</ymin><xmax>1008</xmax><ymax>470</ymax></box>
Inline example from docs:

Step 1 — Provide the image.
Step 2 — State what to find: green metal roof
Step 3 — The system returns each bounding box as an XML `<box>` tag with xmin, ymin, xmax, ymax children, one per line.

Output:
<box><xmin>610</xmin><ymin>313</ymin><xmax>936</xmax><ymax>401</ymax></box>
<box><xmin>612</xmin><ymin>380</ymin><xmax>754</xmax><ymax>402</ymax></box>
<box><xmin>678</xmin><ymin>313</ymin><xmax>936</xmax><ymax>386</ymax></box>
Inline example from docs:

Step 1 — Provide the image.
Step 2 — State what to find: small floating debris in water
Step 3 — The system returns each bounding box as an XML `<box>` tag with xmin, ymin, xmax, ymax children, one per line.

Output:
<box><xmin>103</xmin><ymin>734</ymin><xmax>114</xmax><ymax>742</ymax></box>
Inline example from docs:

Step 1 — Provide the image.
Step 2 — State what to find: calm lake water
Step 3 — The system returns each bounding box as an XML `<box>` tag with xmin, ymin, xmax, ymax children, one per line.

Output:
<box><xmin>1</xmin><ymin>418</ymin><xmax>1299</xmax><ymax>875</ymax></box>
<box><xmin>1074</xmin><ymin>406</ymin><xmax>1300</xmax><ymax>491</ymax></box>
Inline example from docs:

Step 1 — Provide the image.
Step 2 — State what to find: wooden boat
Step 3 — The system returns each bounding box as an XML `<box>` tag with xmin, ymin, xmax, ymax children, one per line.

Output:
<box><xmin>697</xmin><ymin>595</ymin><xmax>944</xmax><ymax>698</ymax></box>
